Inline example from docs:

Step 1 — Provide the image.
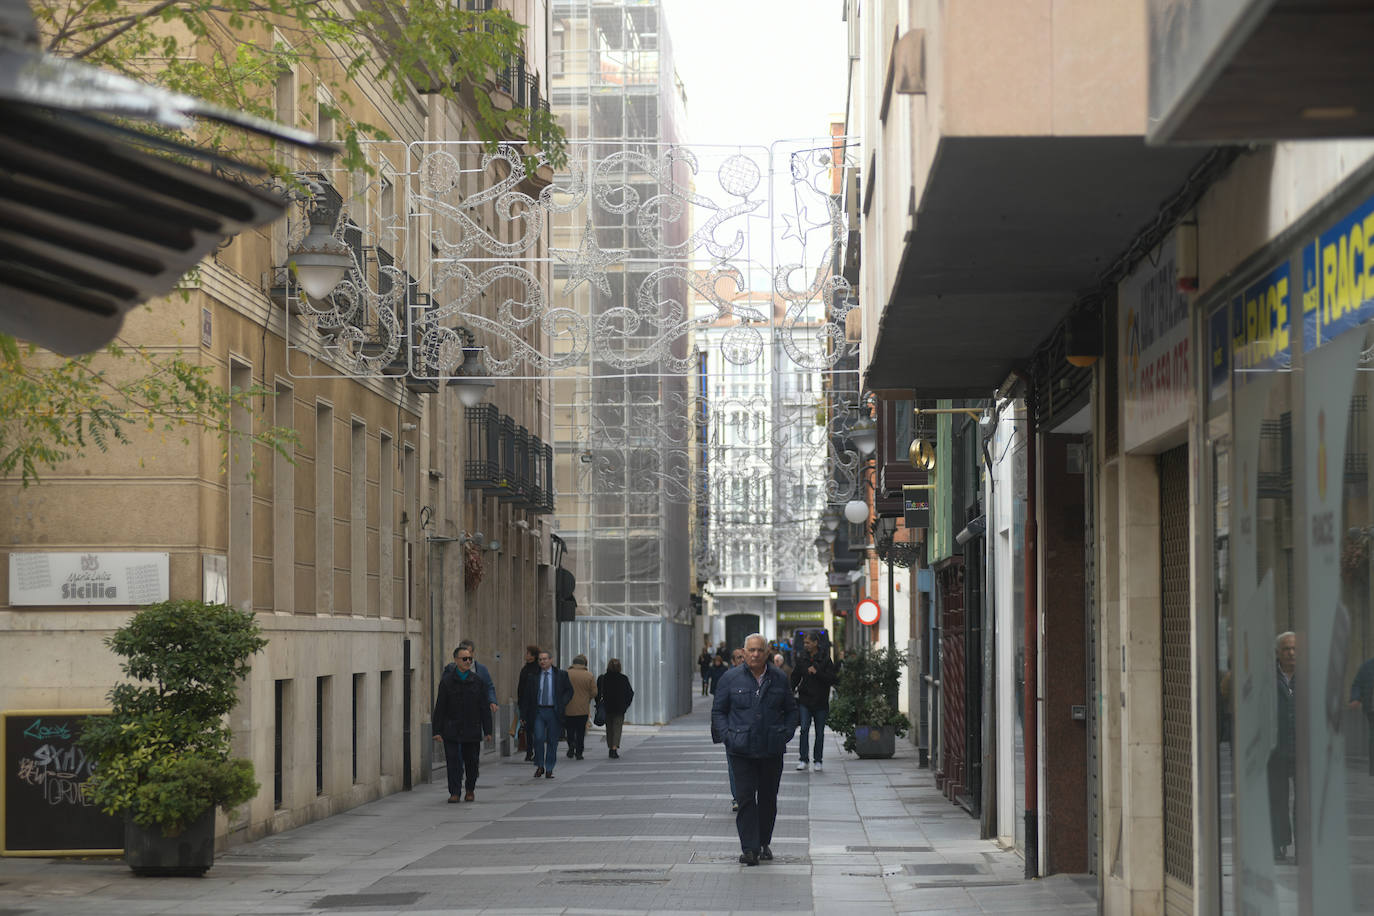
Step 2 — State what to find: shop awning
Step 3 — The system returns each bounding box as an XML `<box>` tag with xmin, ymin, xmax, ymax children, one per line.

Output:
<box><xmin>864</xmin><ymin>136</ymin><xmax>1211</xmax><ymax>396</ymax></box>
<box><xmin>1148</xmin><ymin>0</ymin><xmax>1374</xmax><ymax>143</ymax></box>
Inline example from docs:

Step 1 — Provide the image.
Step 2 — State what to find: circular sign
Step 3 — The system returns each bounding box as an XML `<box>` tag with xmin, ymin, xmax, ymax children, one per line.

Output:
<box><xmin>855</xmin><ymin>598</ymin><xmax>881</xmax><ymax>626</ymax></box>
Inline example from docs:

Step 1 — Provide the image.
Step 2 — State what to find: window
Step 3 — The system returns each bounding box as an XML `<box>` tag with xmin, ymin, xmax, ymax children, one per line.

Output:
<box><xmin>316</xmin><ymin>403</ymin><xmax>334</xmax><ymax>614</ymax></box>
<box><xmin>352</xmin><ymin>673</ymin><xmax>364</xmax><ymax>783</ymax></box>
<box><xmin>229</xmin><ymin>361</ymin><xmax>252</xmax><ymax>612</ymax></box>
<box><xmin>315</xmin><ymin>676</ymin><xmax>330</xmax><ymax>796</ymax></box>
<box><xmin>351</xmin><ymin>420</ymin><xmax>367</xmax><ymax>615</ymax></box>
<box><xmin>274</xmin><ymin>679</ymin><xmax>290</xmax><ymax>809</ymax></box>
<box><xmin>274</xmin><ymin>382</ymin><xmax>295</xmax><ymax>613</ymax></box>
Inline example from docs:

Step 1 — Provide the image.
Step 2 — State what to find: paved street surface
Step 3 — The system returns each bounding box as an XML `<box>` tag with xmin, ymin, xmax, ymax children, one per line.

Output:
<box><xmin>0</xmin><ymin>688</ymin><xmax>1097</xmax><ymax>915</ymax></box>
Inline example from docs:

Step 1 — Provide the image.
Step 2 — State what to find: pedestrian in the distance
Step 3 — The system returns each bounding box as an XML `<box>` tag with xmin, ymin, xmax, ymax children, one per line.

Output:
<box><xmin>790</xmin><ymin>632</ymin><xmax>837</xmax><ymax>772</ymax></box>
<box><xmin>711</xmin><ymin>633</ymin><xmax>798</xmax><ymax>866</ymax></box>
<box><xmin>698</xmin><ymin>645</ymin><xmax>714</xmax><ymax>695</ymax></box>
<box><xmin>516</xmin><ymin>644</ymin><xmax>540</xmax><ymax>762</ymax></box>
<box><xmin>596</xmin><ymin>658</ymin><xmax>634</xmax><ymax>758</ymax></box>
<box><xmin>431</xmin><ymin>646</ymin><xmax>493</xmax><ymax>803</ymax></box>
<box><xmin>564</xmin><ymin>654</ymin><xmax>597</xmax><ymax>760</ymax></box>
<box><xmin>707</xmin><ymin>653</ymin><xmax>728</xmax><ymax>695</ymax></box>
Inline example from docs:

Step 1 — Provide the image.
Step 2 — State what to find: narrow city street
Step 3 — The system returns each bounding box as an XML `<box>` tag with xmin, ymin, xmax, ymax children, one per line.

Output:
<box><xmin>0</xmin><ymin>688</ymin><xmax>1096</xmax><ymax>915</ymax></box>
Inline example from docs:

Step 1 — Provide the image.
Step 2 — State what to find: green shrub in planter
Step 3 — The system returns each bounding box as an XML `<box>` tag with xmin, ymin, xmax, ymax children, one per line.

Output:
<box><xmin>81</xmin><ymin>600</ymin><xmax>268</xmax><ymax>836</ymax></box>
<box><xmin>828</xmin><ymin>646</ymin><xmax>911</xmax><ymax>755</ymax></box>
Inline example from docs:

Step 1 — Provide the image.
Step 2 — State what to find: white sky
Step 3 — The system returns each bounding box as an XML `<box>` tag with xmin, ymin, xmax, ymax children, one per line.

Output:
<box><xmin>658</xmin><ymin>0</ymin><xmax>851</xmax><ymax>148</ymax></box>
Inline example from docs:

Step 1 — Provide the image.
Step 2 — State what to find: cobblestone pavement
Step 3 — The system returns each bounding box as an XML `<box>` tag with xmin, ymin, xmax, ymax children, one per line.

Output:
<box><xmin>0</xmin><ymin>685</ymin><xmax>1098</xmax><ymax>915</ymax></box>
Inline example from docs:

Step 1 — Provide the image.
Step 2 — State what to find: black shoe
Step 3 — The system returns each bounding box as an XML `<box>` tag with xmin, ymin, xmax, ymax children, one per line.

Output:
<box><xmin>524</xmin><ymin>753</ymin><xmax>534</xmax><ymax>761</ymax></box>
<box><xmin>533</xmin><ymin>766</ymin><xmax>545</xmax><ymax>778</ymax></box>
<box><xmin>731</xmin><ymin>800</ymin><xmax>739</xmax><ymax>812</ymax></box>
<box><xmin>610</xmin><ymin>749</ymin><xmax>619</xmax><ymax>758</ymax></box>
<box><xmin>567</xmin><ymin>749</ymin><xmax>575</xmax><ymax>758</ymax></box>
<box><xmin>545</xmin><ymin>771</ymin><xmax>555</xmax><ymax>779</ymax></box>
<box><xmin>738</xmin><ymin>850</ymin><xmax>759</xmax><ymax>866</ymax></box>
<box><xmin>759</xmin><ymin>845</ymin><xmax>773</xmax><ymax>861</ymax></box>
<box><xmin>575</xmin><ymin>752</ymin><xmax>584</xmax><ymax>760</ymax></box>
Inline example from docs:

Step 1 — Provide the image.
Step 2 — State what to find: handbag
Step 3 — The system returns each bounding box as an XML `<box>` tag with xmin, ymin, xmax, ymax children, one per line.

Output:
<box><xmin>593</xmin><ymin>698</ymin><xmax>607</xmax><ymax>727</ymax></box>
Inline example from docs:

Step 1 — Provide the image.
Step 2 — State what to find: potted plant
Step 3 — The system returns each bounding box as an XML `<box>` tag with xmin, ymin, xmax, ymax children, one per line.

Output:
<box><xmin>828</xmin><ymin>646</ymin><xmax>911</xmax><ymax>758</ymax></box>
<box><xmin>80</xmin><ymin>600</ymin><xmax>267</xmax><ymax>876</ymax></box>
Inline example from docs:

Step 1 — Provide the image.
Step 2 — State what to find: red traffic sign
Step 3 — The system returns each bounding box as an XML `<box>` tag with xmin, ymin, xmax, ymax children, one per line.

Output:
<box><xmin>855</xmin><ymin>598</ymin><xmax>881</xmax><ymax>626</ymax></box>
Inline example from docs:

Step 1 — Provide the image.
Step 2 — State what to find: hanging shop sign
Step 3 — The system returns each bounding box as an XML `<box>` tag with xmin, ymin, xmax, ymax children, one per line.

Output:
<box><xmin>855</xmin><ymin>597</ymin><xmax>881</xmax><ymax>626</ymax></box>
<box><xmin>8</xmin><ymin>552</ymin><xmax>169</xmax><ymax>606</ymax></box>
<box><xmin>1121</xmin><ymin>232</ymin><xmax>1191</xmax><ymax>451</ymax></box>
<box><xmin>1302</xmin><ymin>189</ymin><xmax>1374</xmax><ymax>352</ymax></box>
<box><xmin>903</xmin><ymin>485</ymin><xmax>930</xmax><ymax>529</ymax></box>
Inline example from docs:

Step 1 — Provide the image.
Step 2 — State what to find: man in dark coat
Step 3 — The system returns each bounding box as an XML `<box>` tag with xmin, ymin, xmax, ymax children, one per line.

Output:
<box><xmin>521</xmin><ymin>649</ymin><xmax>573</xmax><ymax>778</ymax></box>
<box><xmin>711</xmin><ymin>633</ymin><xmax>798</xmax><ymax>866</ymax></box>
<box><xmin>706</xmin><ymin>654</ymin><xmax>728</xmax><ymax>695</ymax></box>
<box><xmin>516</xmin><ymin>645</ymin><xmax>541</xmax><ymax>761</ymax></box>
<box><xmin>432</xmin><ymin>646</ymin><xmax>494</xmax><ymax>802</ymax></box>
<box><xmin>790</xmin><ymin>632</ymin><xmax>837</xmax><ymax>772</ymax></box>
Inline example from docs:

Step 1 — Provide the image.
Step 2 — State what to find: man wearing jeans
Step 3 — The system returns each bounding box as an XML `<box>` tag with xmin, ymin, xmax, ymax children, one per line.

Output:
<box><xmin>790</xmin><ymin>633</ymin><xmax>836</xmax><ymax>772</ymax></box>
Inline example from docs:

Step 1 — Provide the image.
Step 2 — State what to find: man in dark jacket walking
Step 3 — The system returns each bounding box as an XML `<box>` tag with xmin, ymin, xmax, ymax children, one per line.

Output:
<box><xmin>790</xmin><ymin>632</ymin><xmax>837</xmax><ymax>771</ymax></box>
<box><xmin>516</xmin><ymin>645</ymin><xmax>541</xmax><ymax>761</ymax></box>
<box><xmin>521</xmin><ymin>650</ymin><xmax>574</xmax><ymax>778</ymax></box>
<box><xmin>711</xmin><ymin>633</ymin><xmax>798</xmax><ymax>866</ymax></box>
<box><xmin>432</xmin><ymin>646</ymin><xmax>494</xmax><ymax>802</ymax></box>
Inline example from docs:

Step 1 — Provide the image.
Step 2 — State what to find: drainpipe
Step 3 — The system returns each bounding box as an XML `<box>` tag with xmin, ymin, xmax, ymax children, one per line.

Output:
<box><xmin>1014</xmin><ymin>371</ymin><xmax>1039</xmax><ymax>879</ymax></box>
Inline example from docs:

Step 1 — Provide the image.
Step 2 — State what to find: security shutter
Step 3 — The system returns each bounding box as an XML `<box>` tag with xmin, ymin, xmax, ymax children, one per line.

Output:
<box><xmin>1160</xmin><ymin>445</ymin><xmax>1194</xmax><ymax>913</ymax></box>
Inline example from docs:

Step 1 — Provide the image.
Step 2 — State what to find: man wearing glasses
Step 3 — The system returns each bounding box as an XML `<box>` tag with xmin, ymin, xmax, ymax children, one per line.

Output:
<box><xmin>711</xmin><ymin>633</ymin><xmax>798</xmax><ymax>866</ymax></box>
<box><xmin>432</xmin><ymin>646</ymin><xmax>494</xmax><ymax>802</ymax></box>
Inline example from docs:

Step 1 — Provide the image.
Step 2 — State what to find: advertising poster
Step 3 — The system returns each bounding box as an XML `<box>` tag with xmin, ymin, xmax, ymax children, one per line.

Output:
<box><xmin>1231</xmin><ymin>373</ymin><xmax>1279</xmax><ymax>916</ymax></box>
<box><xmin>1300</xmin><ymin>330</ymin><xmax>1361</xmax><ymax>914</ymax></box>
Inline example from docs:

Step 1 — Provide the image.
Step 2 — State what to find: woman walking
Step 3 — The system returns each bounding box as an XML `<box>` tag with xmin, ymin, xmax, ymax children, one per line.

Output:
<box><xmin>431</xmin><ymin>645</ymin><xmax>493</xmax><ymax>802</ymax></box>
<box><xmin>596</xmin><ymin>658</ymin><xmax>635</xmax><ymax>759</ymax></box>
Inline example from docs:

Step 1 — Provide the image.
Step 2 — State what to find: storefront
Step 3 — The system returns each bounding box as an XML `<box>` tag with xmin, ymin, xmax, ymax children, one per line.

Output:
<box><xmin>1202</xmin><ymin>165</ymin><xmax>1374</xmax><ymax>913</ymax></box>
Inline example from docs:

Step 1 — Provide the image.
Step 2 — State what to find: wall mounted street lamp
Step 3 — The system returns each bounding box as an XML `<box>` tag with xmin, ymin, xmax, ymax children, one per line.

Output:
<box><xmin>445</xmin><ymin>325</ymin><xmax>495</xmax><ymax>407</ymax></box>
<box><xmin>287</xmin><ymin>196</ymin><xmax>351</xmax><ymax>299</ymax></box>
<box><xmin>843</xmin><ymin>498</ymin><xmax>869</xmax><ymax>525</ymax></box>
<box><xmin>849</xmin><ymin>414</ymin><xmax>877</xmax><ymax>456</ymax></box>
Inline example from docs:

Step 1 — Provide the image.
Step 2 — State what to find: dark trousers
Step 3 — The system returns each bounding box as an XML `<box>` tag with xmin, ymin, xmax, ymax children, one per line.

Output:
<box><xmin>534</xmin><ymin>707</ymin><xmax>560</xmax><ymax>771</ymax></box>
<box><xmin>442</xmin><ymin>739</ymin><xmax>480</xmax><ymax>796</ymax></box>
<box><xmin>1268</xmin><ymin>750</ymin><xmax>1295</xmax><ymax>851</ymax></box>
<box><xmin>798</xmin><ymin>704</ymin><xmax>828</xmax><ymax>763</ymax></box>
<box><xmin>565</xmin><ymin>714</ymin><xmax>588</xmax><ymax>756</ymax></box>
<box><xmin>700</xmin><ymin>672</ymin><xmax>710</xmax><ymax>695</ymax></box>
<box><xmin>522</xmin><ymin>717</ymin><xmax>535</xmax><ymax>759</ymax></box>
<box><xmin>731</xmin><ymin>754</ymin><xmax>783</xmax><ymax>853</ymax></box>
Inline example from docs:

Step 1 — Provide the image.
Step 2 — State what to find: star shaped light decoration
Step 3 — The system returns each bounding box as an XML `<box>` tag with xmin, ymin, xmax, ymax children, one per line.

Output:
<box><xmin>552</xmin><ymin>218</ymin><xmax>627</xmax><ymax>296</ymax></box>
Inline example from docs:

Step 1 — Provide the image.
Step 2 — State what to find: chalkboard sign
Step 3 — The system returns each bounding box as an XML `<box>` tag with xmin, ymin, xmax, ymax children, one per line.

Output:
<box><xmin>2</xmin><ymin>710</ymin><xmax>122</xmax><ymax>856</ymax></box>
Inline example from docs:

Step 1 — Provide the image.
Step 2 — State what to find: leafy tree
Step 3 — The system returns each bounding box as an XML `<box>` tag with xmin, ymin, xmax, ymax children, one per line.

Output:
<box><xmin>33</xmin><ymin>0</ymin><xmax>567</xmax><ymax>173</ymax></box>
<box><xmin>0</xmin><ymin>331</ymin><xmax>297</xmax><ymax>486</ymax></box>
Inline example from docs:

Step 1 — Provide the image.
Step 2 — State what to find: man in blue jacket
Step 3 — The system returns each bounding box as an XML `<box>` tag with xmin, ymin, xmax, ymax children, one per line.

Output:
<box><xmin>711</xmin><ymin>633</ymin><xmax>798</xmax><ymax>866</ymax></box>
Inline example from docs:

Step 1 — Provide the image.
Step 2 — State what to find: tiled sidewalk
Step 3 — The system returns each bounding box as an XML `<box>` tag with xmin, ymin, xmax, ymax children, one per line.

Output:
<box><xmin>0</xmin><ymin>687</ymin><xmax>1097</xmax><ymax>914</ymax></box>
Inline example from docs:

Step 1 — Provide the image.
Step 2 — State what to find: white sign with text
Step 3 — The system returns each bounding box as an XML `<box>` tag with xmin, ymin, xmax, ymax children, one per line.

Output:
<box><xmin>9</xmin><ymin>552</ymin><xmax>170</xmax><ymax>606</ymax></box>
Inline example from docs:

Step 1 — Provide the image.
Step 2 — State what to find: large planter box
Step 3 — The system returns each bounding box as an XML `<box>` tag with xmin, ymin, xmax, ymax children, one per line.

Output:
<box><xmin>124</xmin><ymin>809</ymin><xmax>215</xmax><ymax>877</ymax></box>
<box><xmin>854</xmin><ymin>725</ymin><xmax>897</xmax><ymax>759</ymax></box>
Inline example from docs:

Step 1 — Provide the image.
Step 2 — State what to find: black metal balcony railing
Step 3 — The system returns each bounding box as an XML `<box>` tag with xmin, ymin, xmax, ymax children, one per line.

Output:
<box><xmin>496</xmin><ymin>54</ymin><xmax>550</xmax><ymax>114</ymax></box>
<box><xmin>500</xmin><ymin>425</ymin><xmax>530</xmax><ymax>503</ymax></box>
<box><xmin>464</xmin><ymin>405</ymin><xmax>500</xmax><ymax>488</ymax></box>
